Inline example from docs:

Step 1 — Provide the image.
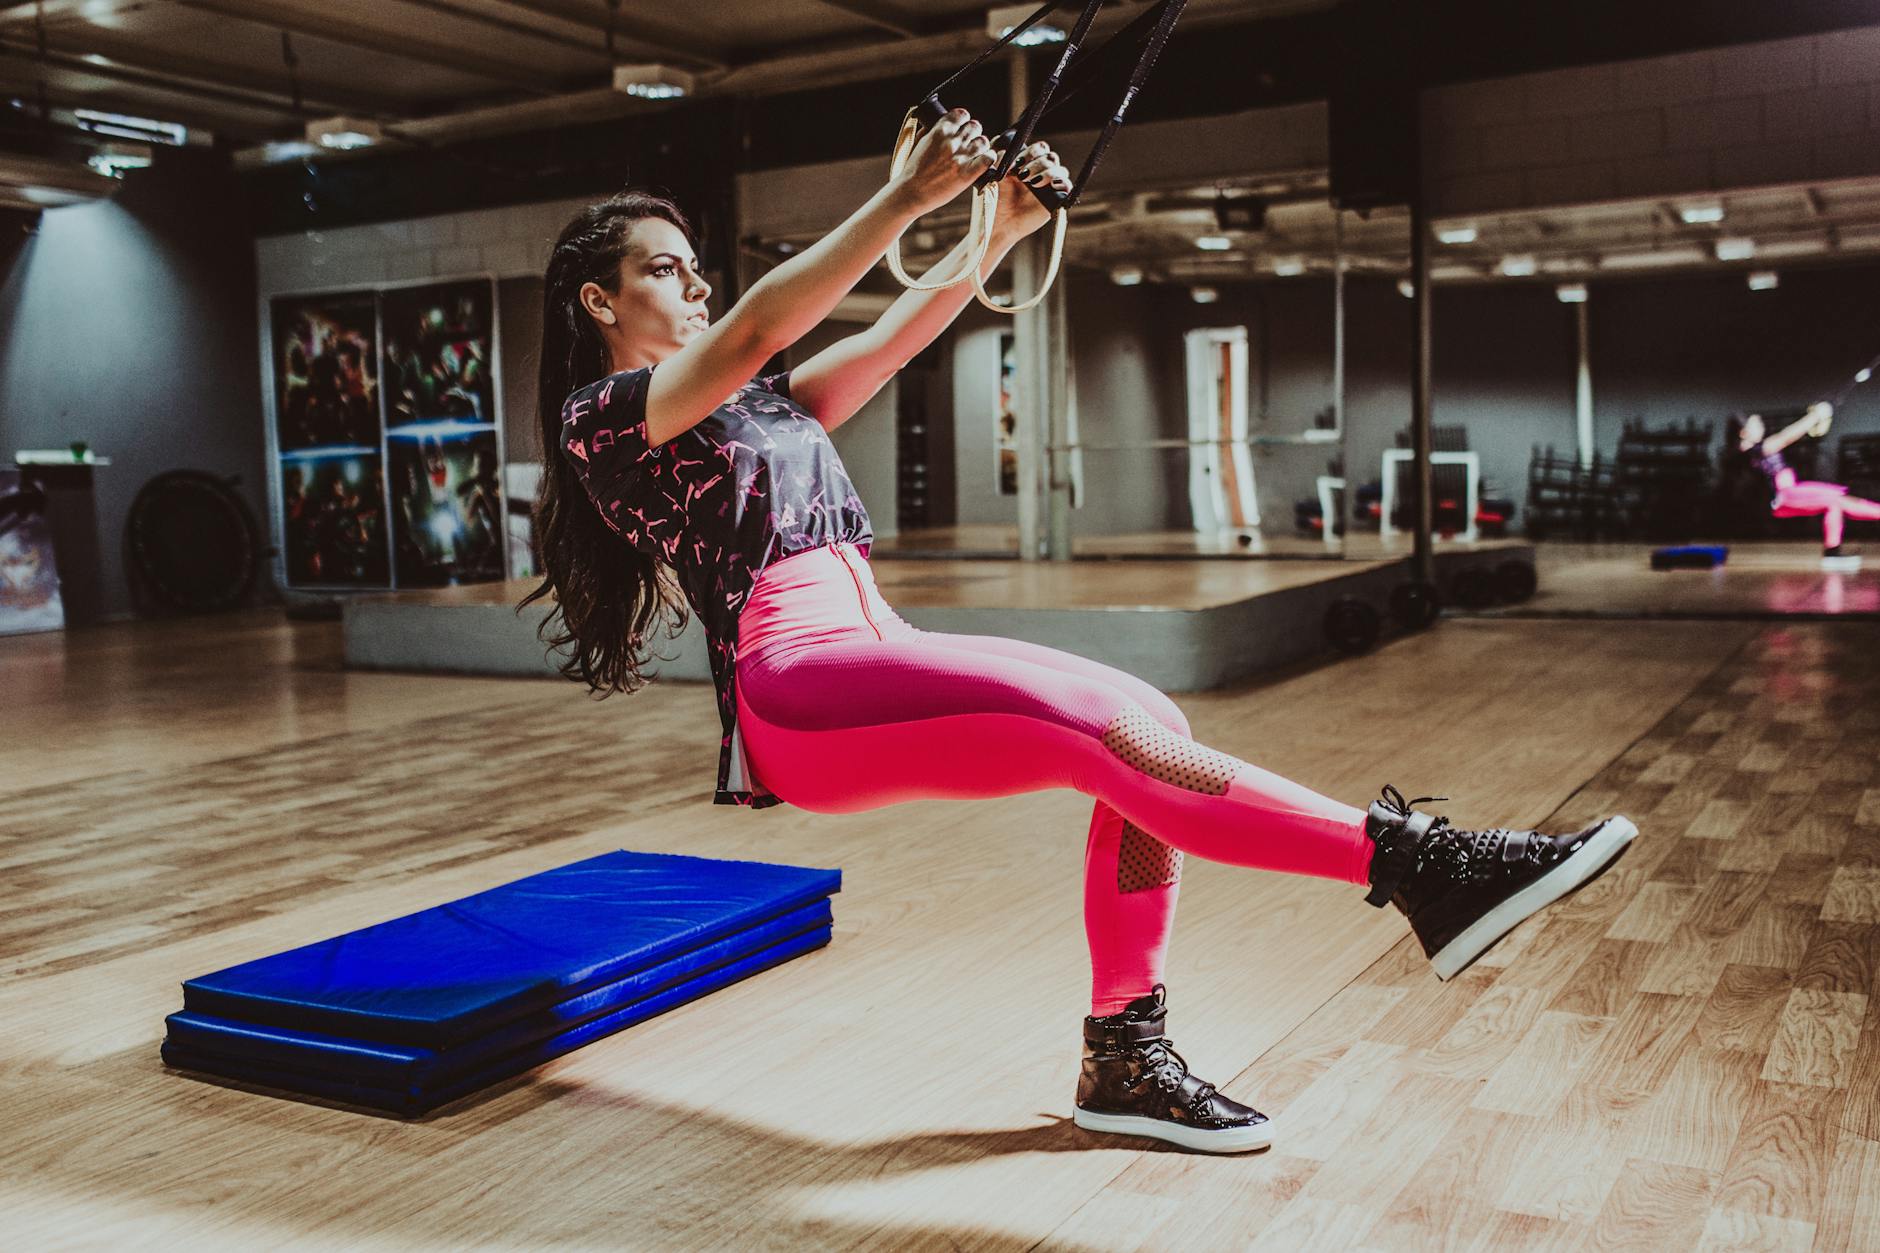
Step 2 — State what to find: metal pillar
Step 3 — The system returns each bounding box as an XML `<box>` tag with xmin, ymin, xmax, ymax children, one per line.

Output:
<box><xmin>1410</xmin><ymin>191</ymin><xmax>1434</xmax><ymax>587</ymax></box>
<box><xmin>1009</xmin><ymin>53</ymin><xmax>1043</xmax><ymax>561</ymax></box>
<box><xmin>1575</xmin><ymin>296</ymin><xmax>1594</xmax><ymax>467</ymax></box>
<box><xmin>1334</xmin><ymin>210</ymin><xmax>1353</xmax><ymax>555</ymax></box>
<box><xmin>1046</xmin><ymin>267</ymin><xmax>1075</xmax><ymax>560</ymax></box>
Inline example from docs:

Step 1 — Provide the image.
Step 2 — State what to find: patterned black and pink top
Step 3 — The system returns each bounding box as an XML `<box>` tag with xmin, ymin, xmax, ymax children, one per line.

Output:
<box><xmin>559</xmin><ymin>364</ymin><xmax>872</xmax><ymax>808</ymax></box>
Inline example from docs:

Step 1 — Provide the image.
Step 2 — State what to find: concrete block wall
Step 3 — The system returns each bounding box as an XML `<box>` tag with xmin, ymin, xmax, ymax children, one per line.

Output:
<box><xmin>1424</xmin><ymin>25</ymin><xmax>1880</xmax><ymax>216</ymax></box>
<box><xmin>254</xmin><ymin>198</ymin><xmax>590</xmax><ymax>295</ymax></box>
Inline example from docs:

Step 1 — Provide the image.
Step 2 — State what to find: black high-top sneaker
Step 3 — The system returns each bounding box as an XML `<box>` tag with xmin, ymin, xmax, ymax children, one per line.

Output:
<box><xmin>1363</xmin><ymin>785</ymin><xmax>1637</xmax><ymax>980</ymax></box>
<box><xmin>1072</xmin><ymin>985</ymin><xmax>1273</xmax><ymax>1154</ymax></box>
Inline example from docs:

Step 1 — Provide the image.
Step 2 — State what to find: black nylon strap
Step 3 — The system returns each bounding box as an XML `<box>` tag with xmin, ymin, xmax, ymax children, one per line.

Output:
<box><xmin>911</xmin><ymin>0</ymin><xmax>1188</xmax><ymax>212</ymax></box>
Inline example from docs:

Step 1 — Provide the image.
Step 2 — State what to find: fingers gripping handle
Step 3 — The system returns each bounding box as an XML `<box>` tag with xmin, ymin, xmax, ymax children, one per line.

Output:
<box><xmin>913</xmin><ymin>97</ymin><xmax>1070</xmax><ymax>214</ymax></box>
<box><xmin>891</xmin><ymin>98</ymin><xmax>1068</xmax><ymax>314</ymax></box>
<box><xmin>886</xmin><ymin>104</ymin><xmax>996</xmax><ymax>292</ymax></box>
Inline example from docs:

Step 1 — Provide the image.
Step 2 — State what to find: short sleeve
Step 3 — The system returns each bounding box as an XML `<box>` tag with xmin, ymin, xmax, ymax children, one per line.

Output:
<box><xmin>561</xmin><ymin>367</ymin><xmax>661</xmax><ymax>537</ymax></box>
<box><xmin>754</xmin><ymin>369</ymin><xmax>793</xmax><ymax>400</ymax></box>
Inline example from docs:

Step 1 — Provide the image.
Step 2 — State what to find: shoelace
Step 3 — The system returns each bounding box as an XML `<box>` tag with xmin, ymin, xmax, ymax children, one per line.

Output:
<box><xmin>1139</xmin><ymin>1039</ymin><xmax>1217</xmax><ymax>1113</ymax></box>
<box><xmin>1378</xmin><ymin>783</ymin><xmax>1448</xmax><ymax>816</ymax></box>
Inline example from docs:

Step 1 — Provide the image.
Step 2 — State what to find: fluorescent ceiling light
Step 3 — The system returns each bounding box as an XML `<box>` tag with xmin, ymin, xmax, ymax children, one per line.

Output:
<box><xmin>74</xmin><ymin>108</ymin><xmax>186</xmax><ymax>146</ymax></box>
<box><xmin>1190</xmin><ymin>286</ymin><xmax>1219</xmax><ymax>303</ymax></box>
<box><xmin>1599</xmin><ymin>245</ymin><xmax>1708</xmax><ymax>270</ymax></box>
<box><xmin>307</xmin><ymin>115</ymin><xmax>382</xmax><ymax>150</ymax></box>
<box><xmin>1555</xmin><ymin>282</ymin><xmax>1588</xmax><ymax>303</ymax></box>
<box><xmin>1713</xmin><ymin>237</ymin><xmax>1755</xmax><ymax>261</ymax></box>
<box><xmin>1747</xmin><ymin>270</ymin><xmax>1779</xmax><ymax>291</ymax></box>
<box><xmin>1195</xmin><ymin>235</ymin><xmax>1231</xmax><ymax>251</ymax></box>
<box><xmin>1679</xmin><ymin>201</ymin><xmax>1725</xmax><ymax>224</ymax></box>
<box><xmin>1397</xmin><ymin>278</ymin><xmax>1415</xmax><ymax>298</ymax></box>
<box><xmin>85</xmin><ymin>142</ymin><xmax>152</xmax><ymax>178</ymax></box>
<box><xmin>1436</xmin><ymin>224</ymin><xmax>1478</xmax><ymax>245</ymax></box>
<box><xmin>613</xmin><ymin>64</ymin><xmax>696</xmax><ymax>99</ymax></box>
<box><xmin>1110</xmin><ymin>265</ymin><xmax>1144</xmax><ymax>286</ymax></box>
<box><xmin>1500</xmin><ymin>254</ymin><xmax>1537</xmax><ymax>277</ymax></box>
<box><xmin>988</xmin><ymin>4</ymin><xmax>1068</xmax><ymax>44</ymax></box>
<box><xmin>1271</xmin><ymin>256</ymin><xmax>1305</xmax><ymax>277</ymax></box>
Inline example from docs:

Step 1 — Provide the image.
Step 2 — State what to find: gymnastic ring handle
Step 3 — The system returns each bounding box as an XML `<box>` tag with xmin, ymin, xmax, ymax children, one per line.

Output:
<box><xmin>886</xmin><ymin>101</ymin><xmax>997</xmax><ymax>292</ymax></box>
<box><xmin>972</xmin><ymin>205</ymin><xmax>1068</xmax><ymax>315</ymax></box>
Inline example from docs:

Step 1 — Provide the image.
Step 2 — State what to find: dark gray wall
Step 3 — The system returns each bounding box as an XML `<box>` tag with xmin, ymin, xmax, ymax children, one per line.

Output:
<box><xmin>0</xmin><ymin>148</ymin><xmax>264</xmax><ymax>621</ymax></box>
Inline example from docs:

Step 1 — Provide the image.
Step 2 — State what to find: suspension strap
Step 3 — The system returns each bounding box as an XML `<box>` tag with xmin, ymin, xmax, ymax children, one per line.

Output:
<box><xmin>886</xmin><ymin>0</ymin><xmax>1187</xmax><ymax>314</ymax></box>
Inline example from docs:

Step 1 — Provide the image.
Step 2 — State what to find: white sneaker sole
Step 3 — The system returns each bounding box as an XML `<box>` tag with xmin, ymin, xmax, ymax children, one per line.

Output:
<box><xmin>1428</xmin><ymin>816</ymin><xmax>1638</xmax><ymax>981</ymax></box>
<box><xmin>1072</xmin><ymin>1106</ymin><xmax>1275</xmax><ymax>1153</ymax></box>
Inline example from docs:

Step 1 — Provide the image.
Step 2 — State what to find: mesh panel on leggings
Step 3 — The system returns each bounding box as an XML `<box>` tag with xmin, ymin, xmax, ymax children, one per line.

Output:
<box><xmin>1117</xmin><ymin>820</ymin><xmax>1184</xmax><ymax>893</ymax></box>
<box><xmin>1102</xmin><ymin>705</ymin><xmax>1237</xmax><ymax>796</ymax></box>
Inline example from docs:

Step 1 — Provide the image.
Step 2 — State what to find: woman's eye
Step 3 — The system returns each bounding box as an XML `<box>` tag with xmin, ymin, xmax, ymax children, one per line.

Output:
<box><xmin>653</xmin><ymin>265</ymin><xmax>675</xmax><ymax>277</ymax></box>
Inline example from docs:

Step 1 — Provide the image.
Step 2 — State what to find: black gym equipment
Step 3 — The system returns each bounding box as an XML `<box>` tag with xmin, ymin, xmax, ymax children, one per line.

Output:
<box><xmin>125</xmin><ymin>470</ymin><xmax>267</xmax><ymax>614</ymax></box>
<box><xmin>1449</xmin><ymin>566</ymin><xmax>1497</xmax><ymax>611</ymax></box>
<box><xmin>1494</xmin><ymin>560</ymin><xmax>1538</xmax><ymax>603</ymax></box>
<box><xmin>1323</xmin><ymin>596</ymin><xmax>1382</xmax><ymax>655</ymax></box>
<box><xmin>1388</xmin><ymin>580</ymin><xmax>1441</xmax><ymax>632</ymax></box>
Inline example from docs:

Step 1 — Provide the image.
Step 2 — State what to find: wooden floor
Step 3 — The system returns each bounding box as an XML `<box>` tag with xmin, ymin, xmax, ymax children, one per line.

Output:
<box><xmin>873</xmin><ymin>524</ymin><xmax>1522</xmax><ymax>563</ymax></box>
<box><xmin>3</xmin><ymin>605</ymin><xmax>1878</xmax><ymax>1249</ymax></box>
<box><xmin>1485</xmin><ymin>542</ymin><xmax>1880</xmax><ymax>619</ymax></box>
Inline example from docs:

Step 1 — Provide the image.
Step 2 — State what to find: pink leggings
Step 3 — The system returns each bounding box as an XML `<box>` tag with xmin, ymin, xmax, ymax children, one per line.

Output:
<box><xmin>1771</xmin><ymin>471</ymin><xmax>1880</xmax><ymax>548</ymax></box>
<box><xmin>733</xmin><ymin>542</ymin><xmax>1371</xmax><ymax>1015</ymax></box>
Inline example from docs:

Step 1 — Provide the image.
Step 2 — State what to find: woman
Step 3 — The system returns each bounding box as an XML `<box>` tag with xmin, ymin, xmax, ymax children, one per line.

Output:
<box><xmin>1738</xmin><ymin>401</ymin><xmax>1877</xmax><ymax>563</ymax></box>
<box><xmin>522</xmin><ymin>110</ymin><xmax>1636</xmax><ymax>1155</ymax></box>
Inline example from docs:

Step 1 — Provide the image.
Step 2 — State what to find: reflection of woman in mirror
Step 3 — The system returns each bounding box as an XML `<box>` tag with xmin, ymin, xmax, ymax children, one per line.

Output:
<box><xmin>1737</xmin><ymin>401</ymin><xmax>1879</xmax><ymax>562</ymax></box>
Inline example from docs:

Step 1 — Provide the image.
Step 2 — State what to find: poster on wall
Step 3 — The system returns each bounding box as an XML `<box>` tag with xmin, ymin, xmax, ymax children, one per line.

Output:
<box><xmin>0</xmin><ymin>469</ymin><xmax>65</xmax><ymax>635</ymax></box>
<box><xmin>279</xmin><ymin>451</ymin><xmax>390</xmax><ymax>586</ymax></box>
<box><xmin>380</xmin><ymin>279</ymin><xmax>504</xmax><ymax>586</ymax></box>
<box><xmin>271</xmin><ymin>292</ymin><xmax>388</xmax><ymax>588</ymax></box>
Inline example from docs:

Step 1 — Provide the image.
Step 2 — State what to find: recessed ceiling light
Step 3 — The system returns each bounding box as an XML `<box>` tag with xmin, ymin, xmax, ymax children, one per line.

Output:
<box><xmin>1436</xmin><ymin>224</ymin><xmax>1478</xmax><ymax>245</ymax></box>
<box><xmin>1271</xmin><ymin>256</ymin><xmax>1305</xmax><ymax>277</ymax></box>
<box><xmin>1555</xmin><ymin>283</ymin><xmax>1588</xmax><ymax>303</ymax></box>
<box><xmin>1747</xmin><ymin>270</ymin><xmax>1779</xmax><ymax>291</ymax></box>
<box><xmin>1196</xmin><ymin>235</ymin><xmax>1231</xmax><ymax>251</ymax></box>
<box><xmin>1190</xmin><ymin>286</ymin><xmax>1219</xmax><ymax>303</ymax></box>
<box><xmin>1110</xmin><ymin>266</ymin><xmax>1144</xmax><ymax>286</ymax></box>
<box><xmin>612</xmin><ymin>64</ymin><xmax>696</xmax><ymax>99</ymax></box>
<box><xmin>1397</xmin><ymin>278</ymin><xmax>1415</xmax><ymax>298</ymax></box>
<box><xmin>1679</xmin><ymin>201</ymin><xmax>1725</xmax><ymax>224</ymax></box>
<box><xmin>1500</xmin><ymin>254</ymin><xmax>1537</xmax><ymax>277</ymax></box>
<box><xmin>1714</xmin><ymin>238</ymin><xmax>1755</xmax><ymax>261</ymax></box>
<box><xmin>307</xmin><ymin>116</ymin><xmax>382</xmax><ymax>150</ymax></box>
<box><xmin>987</xmin><ymin>4</ymin><xmax>1067</xmax><ymax>44</ymax></box>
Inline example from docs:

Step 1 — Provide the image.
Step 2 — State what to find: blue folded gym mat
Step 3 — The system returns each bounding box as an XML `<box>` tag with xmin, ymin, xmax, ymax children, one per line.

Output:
<box><xmin>162</xmin><ymin>850</ymin><xmax>840</xmax><ymax>1113</ymax></box>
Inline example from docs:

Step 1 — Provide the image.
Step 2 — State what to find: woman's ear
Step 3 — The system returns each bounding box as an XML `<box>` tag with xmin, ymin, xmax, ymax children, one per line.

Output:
<box><xmin>578</xmin><ymin>280</ymin><xmax>618</xmax><ymax>327</ymax></box>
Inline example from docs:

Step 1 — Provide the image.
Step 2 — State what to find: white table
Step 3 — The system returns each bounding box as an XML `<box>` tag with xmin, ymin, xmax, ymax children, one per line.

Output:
<box><xmin>1379</xmin><ymin>449</ymin><xmax>1480</xmax><ymax>544</ymax></box>
<box><xmin>1315</xmin><ymin>475</ymin><xmax>1345</xmax><ymax>546</ymax></box>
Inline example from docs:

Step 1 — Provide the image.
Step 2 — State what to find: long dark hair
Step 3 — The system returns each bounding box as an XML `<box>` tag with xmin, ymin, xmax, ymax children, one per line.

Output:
<box><xmin>518</xmin><ymin>191</ymin><xmax>695</xmax><ymax>696</ymax></box>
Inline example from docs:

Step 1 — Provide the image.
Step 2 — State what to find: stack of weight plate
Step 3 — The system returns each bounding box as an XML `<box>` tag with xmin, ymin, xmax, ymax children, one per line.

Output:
<box><xmin>161</xmin><ymin>849</ymin><xmax>839</xmax><ymax>1114</ymax></box>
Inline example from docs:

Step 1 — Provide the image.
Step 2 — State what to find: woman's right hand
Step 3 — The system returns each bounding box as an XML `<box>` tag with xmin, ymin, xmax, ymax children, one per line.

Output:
<box><xmin>892</xmin><ymin>108</ymin><xmax>997</xmax><ymax>216</ymax></box>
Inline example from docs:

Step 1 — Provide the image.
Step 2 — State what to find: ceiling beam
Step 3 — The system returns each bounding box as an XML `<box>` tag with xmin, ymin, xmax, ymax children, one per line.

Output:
<box><xmin>0</xmin><ymin>26</ymin><xmax>401</xmax><ymax>118</ymax></box>
<box><xmin>392</xmin><ymin>0</ymin><xmax>619</xmax><ymax>63</ymax></box>
<box><xmin>472</xmin><ymin>0</ymin><xmax>730</xmax><ymax>69</ymax></box>
<box><xmin>806</xmin><ymin>0</ymin><xmax>921</xmax><ymax>38</ymax></box>
<box><xmin>0</xmin><ymin>42</ymin><xmax>310</xmax><ymax>124</ymax></box>
<box><xmin>168</xmin><ymin>0</ymin><xmax>568</xmax><ymax>95</ymax></box>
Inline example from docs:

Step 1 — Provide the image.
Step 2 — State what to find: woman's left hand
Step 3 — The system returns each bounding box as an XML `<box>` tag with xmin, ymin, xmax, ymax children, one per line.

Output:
<box><xmin>992</xmin><ymin>141</ymin><xmax>1072</xmax><ymax>241</ymax></box>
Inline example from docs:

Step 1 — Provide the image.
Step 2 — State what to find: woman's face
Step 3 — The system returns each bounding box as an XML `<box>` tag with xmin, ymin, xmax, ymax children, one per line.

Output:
<box><xmin>582</xmin><ymin>217</ymin><xmax>711</xmax><ymax>368</ymax></box>
<box><xmin>1739</xmin><ymin>414</ymin><xmax>1765</xmax><ymax>450</ymax></box>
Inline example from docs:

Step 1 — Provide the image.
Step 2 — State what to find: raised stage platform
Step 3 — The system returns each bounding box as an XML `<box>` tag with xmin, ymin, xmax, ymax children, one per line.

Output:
<box><xmin>345</xmin><ymin>537</ymin><xmax>1534</xmax><ymax>692</ymax></box>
